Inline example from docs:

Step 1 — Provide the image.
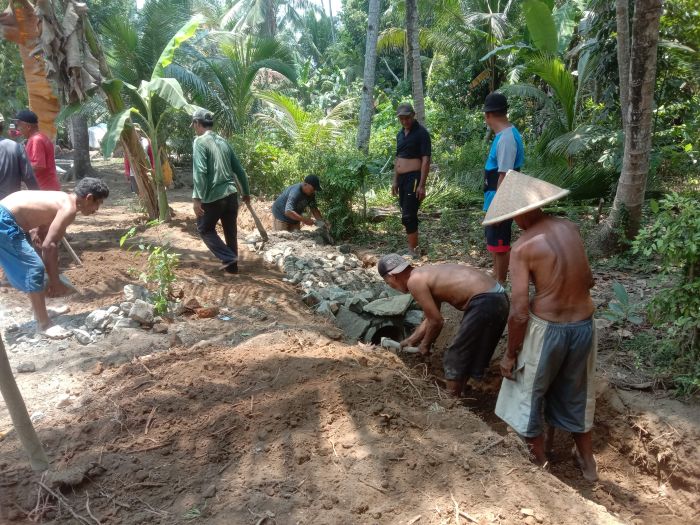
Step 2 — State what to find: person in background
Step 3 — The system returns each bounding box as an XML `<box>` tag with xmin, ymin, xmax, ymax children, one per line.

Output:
<box><xmin>393</xmin><ymin>103</ymin><xmax>431</xmax><ymax>257</ymax></box>
<box><xmin>482</xmin><ymin>93</ymin><xmax>525</xmax><ymax>284</ymax></box>
<box><xmin>191</xmin><ymin>108</ymin><xmax>251</xmax><ymax>275</ymax></box>
<box><xmin>271</xmin><ymin>175</ymin><xmax>326</xmax><ymax>232</ymax></box>
<box><xmin>123</xmin><ymin>126</ymin><xmax>154</xmax><ymax>194</ymax></box>
<box><xmin>0</xmin><ymin>112</ymin><xmax>39</xmax><ymax>200</ymax></box>
<box><xmin>15</xmin><ymin>109</ymin><xmax>61</xmax><ymax>191</ymax></box>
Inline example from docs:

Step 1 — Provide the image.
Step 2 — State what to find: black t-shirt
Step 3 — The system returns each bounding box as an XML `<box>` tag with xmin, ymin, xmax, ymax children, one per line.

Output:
<box><xmin>396</xmin><ymin>120</ymin><xmax>432</xmax><ymax>159</ymax></box>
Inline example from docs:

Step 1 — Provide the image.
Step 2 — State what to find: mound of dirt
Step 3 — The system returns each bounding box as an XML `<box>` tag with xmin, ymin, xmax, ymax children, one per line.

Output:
<box><xmin>0</xmin><ymin>330</ymin><xmax>618</xmax><ymax>524</ymax></box>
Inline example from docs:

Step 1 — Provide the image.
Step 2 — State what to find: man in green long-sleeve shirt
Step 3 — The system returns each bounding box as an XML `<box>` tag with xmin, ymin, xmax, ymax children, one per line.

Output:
<box><xmin>191</xmin><ymin>109</ymin><xmax>251</xmax><ymax>274</ymax></box>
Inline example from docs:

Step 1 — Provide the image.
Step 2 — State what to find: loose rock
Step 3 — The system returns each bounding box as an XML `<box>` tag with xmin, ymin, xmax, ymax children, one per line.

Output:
<box><xmin>124</xmin><ymin>284</ymin><xmax>148</xmax><ymax>302</ymax></box>
<box><xmin>129</xmin><ymin>300</ymin><xmax>154</xmax><ymax>325</ymax></box>
<box><xmin>73</xmin><ymin>328</ymin><xmax>93</xmax><ymax>345</ymax></box>
<box><xmin>16</xmin><ymin>362</ymin><xmax>36</xmax><ymax>373</ymax></box>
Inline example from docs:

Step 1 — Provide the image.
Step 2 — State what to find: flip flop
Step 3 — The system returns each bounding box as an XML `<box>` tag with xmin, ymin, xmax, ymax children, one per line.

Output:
<box><xmin>37</xmin><ymin>325</ymin><xmax>73</xmax><ymax>339</ymax></box>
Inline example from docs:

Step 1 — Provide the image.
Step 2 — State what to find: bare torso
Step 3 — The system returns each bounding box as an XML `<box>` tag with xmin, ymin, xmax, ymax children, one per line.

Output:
<box><xmin>395</xmin><ymin>157</ymin><xmax>422</xmax><ymax>174</ymax></box>
<box><xmin>407</xmin><ymin>264</ymin><xmax>497</xmax><ymax>311</ymax></box>
<box><xmin>0</xmin><ymin>190</ymin><xmax>76</xmax><ymax>233</ymax></box>
<box><xmin>514</xmin><ymin>216</ymin><xmax>594</xmax><ymax>322</ymax></box>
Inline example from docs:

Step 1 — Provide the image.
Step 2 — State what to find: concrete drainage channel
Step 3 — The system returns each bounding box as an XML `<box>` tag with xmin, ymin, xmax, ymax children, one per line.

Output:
<box><xmin>246</xmin><ymin>230</ymin><xmax>424</xmax><ymax>343</ymax></box>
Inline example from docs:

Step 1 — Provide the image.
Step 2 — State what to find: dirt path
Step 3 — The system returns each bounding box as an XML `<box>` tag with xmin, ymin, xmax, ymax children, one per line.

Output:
<box><xmin>0</xmin><ymin>163</ymin><xmax>698</xmax><ymax>524</ymax></box>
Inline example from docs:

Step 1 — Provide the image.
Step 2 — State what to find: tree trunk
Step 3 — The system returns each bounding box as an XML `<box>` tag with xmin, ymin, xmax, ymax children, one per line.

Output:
<box><xmin>616</xmin><ymin>0</ymin><xmax>631</xmax><ymax>133</ymax></box>
<box><xmin>0</xmin><ymin>335</ymin><xmax>49</xmax><ymax>471</ymax></box>
<box><xmin>82</xmin><ymin>14</ymin><xmax>159</xmax><ymax>219</ymax></box>
<box><xmin>70</xmin><ymin>113</ymin><xmax>94</xmax><ymax>179</ymax></box>
<box><xmin>264</xmin><ymin>0</ymin><xmax>276</xmax><ymax>38</ymax></box>
<box><xmin>356</xmin><ymin>0</ymin><xmax>380</xmax><ymax>154</ymax></box>
<box><xmin>0</xmin><ymin>0</ymin><xmax>59</xmax><ymax>140</ymax></box>
<box><xmin>405</xmin><ymin>0</ymin><xmax>425</xmax><ymax>124</ymax></box>
<box><xmin>328</xmin><ymin>0</ymin><xmax>335</xmax><ymax>42</ymax></box>
<box><xmin>599</xmin><ymin>0</ymin><xmax>663</xmax><ymax>249</ymax></box>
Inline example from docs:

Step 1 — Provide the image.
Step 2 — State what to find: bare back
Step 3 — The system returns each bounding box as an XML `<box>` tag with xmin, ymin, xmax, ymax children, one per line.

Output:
<box><xmin>0</xmin><ymin>190</ymin><xmax>77</xmax><ymax>234</ymax></box>
<box><xmin>407</xmin><ymin>264</ymin><xmax>497</xmax><ymax>312</ymax></box>
<box><xmin>512</xmin><ymin>216</ymin><xmax>594</xmax><ymax>322</ymax></box>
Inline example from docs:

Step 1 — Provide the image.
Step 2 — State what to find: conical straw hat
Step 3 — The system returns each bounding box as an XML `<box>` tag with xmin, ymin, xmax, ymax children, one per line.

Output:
<box><xmin>482</xmin><ymin>170</ymin><xmax>570</xmax><ymax>225</ymax></box>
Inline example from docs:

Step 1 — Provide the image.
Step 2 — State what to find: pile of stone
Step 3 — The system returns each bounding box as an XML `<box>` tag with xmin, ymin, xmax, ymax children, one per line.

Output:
<box><xmin>71</xmin><ymin>284</ymin><xmax>160</xmax><ymax>344</ymax></box>
<box><xmin>246</xmin><ymin>230</ymin><xmax>424</xmax><ymax>342</ymax></box>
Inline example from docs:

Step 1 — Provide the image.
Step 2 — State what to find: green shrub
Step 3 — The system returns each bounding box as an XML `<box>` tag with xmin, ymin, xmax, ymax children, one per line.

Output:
<box><xmin>632</xmin><ymin>192</ymin><xmax>700</xmax><ymax>392</ymax></box>
<box><xmin>120</xmin><ymin>220</ymin><xmax>180</xmax><ymax>315</ymax></box>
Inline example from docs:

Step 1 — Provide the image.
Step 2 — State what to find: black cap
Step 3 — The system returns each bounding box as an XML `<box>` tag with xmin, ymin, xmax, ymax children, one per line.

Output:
<box><xmin>304</xmin><ymin>175</ymin><xmax>322</xmax><ymax>192</ymax></box>
<box><xmin>16</xmin><ymin>109</ymin><xmax>38</xmax><ymax>124</ymax></box>
<box><xmin>377</xmin><ymin>253</ymin><xmax>410</xmax><ymax>277</ymax></box>
<box><xmin>396</xmin><ymin>103</ymin><xmax>415</xmax><ymax>116</ymax></box>
<box><xmin>483</xmin><ymin>92</ymin><xmax>508</xmax><ymax>113</ymax></box>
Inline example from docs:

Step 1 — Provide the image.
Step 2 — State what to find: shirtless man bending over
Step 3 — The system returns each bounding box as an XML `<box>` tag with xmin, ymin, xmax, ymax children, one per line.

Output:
<box><xmin>0</xmin><ymin>177</ymin><xmax>109</xmax><ymax>337</ymax></box>
<box><xmin>377</xmin><ymin>254</ymin><xmax>509</xmax><ymax>396</ymax></box>
<box><xmin>486</xmin><ymin>171</ymin><xmax>598</xmax><ymax>481</ymax></box>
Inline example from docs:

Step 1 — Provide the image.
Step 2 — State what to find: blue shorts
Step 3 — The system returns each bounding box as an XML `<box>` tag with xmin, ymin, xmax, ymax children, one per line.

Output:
<box><xmin>0</xmin><ymin>205</ymin><xmax>45</xmax><ymax>292</ymax></box>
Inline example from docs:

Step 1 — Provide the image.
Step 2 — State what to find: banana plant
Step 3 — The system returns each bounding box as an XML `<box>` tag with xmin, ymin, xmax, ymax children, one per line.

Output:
<box><xmin>101</xmin><ymin>15</ymin><xmax>204</xmax><ymax>221</ymax></box>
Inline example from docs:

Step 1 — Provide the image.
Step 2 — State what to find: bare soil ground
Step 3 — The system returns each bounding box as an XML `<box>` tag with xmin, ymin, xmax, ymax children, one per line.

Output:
<box><xmin>0</xmin><ymin>162</ymin><xmax>698</xmax><ymax>524</ymax></box>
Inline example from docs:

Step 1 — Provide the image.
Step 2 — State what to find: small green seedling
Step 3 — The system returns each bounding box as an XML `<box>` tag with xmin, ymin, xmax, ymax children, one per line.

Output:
<box><xmin>601</xmin><ymin>281</ymin><xmax>644</xmax><ymax>326</ymax></box>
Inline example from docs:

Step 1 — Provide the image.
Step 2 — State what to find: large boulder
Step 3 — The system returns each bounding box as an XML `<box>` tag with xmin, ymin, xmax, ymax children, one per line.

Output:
<box><xmin>335</xmin><ymin>307</ymin><xmax>372</xmax><ymax>341</ymax></box>
<box><xmin>363</xmin><ymin>294</ymin><xmax>413</xmax><ymax>317</ymax></box>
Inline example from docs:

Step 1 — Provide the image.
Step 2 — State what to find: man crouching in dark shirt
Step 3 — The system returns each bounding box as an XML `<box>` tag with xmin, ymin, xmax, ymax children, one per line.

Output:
<box><xmin>393</xmin><ymin>103</ymin><xmax>431</xmax><ymax>257</ymax></box>
<box><xmin>271</xmin><ymin>175</ymin><xmax>327</xmax><ymax>231</ymax></box>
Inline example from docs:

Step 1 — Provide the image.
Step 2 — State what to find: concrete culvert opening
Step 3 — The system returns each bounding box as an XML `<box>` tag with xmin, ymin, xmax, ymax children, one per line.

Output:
<box><xmin>369</xmin><ymin>325</ymin><xmax>403</xmax><ymax>345</ymax></box>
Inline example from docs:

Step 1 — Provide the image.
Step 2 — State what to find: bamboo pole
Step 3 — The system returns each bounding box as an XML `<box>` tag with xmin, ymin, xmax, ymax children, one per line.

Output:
<box><xmin>0</xmin><ymin>334</ymin><xmax>49</xmax><ymax>471</ymax></box>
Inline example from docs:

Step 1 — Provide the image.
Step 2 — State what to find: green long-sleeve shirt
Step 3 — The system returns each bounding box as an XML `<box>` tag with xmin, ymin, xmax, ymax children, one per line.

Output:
<box><xmin>192</xmin><ymin>130</ymin><xmax>250</xmax><ymax>203</ymax></box>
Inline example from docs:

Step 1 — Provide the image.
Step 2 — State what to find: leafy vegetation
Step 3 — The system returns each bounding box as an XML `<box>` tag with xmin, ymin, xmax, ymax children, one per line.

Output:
<box><xmin>120</xmin><ymin>221</ymin><xmax>181</xmax><ymax>315</ymax></box>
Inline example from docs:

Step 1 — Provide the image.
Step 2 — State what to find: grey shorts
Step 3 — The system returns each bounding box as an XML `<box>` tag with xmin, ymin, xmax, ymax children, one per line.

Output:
<box><xmin>495</xmin><ymin>313</ymin><xmax>597</xmax><ymax>437</ymax></box>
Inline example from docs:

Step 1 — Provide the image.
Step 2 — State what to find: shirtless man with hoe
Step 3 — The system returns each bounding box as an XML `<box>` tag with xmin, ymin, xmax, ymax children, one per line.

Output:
<box><xmin>486</xmin><ymin>171</ymin><xmax>598</xmax><ymax>481</ymax></box>
<box><xmin>377</xmin><ymin>254</ymin><xmax>509</xmax><ymax>396</ymax></box>
<box><xmin>0</xmin><ymin>178</ymin><xmax>109</xmax><ymax>337</ymax></box>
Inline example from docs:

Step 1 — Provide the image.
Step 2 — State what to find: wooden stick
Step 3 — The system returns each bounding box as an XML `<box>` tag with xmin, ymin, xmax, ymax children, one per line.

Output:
<box><xmin>0</xmin><ymin>335</ymin><xmax>49</xmax><ymax>471</ymax></box>
<box><xmin>475</xmin><ymin>436</ymin><xmax>506</xmax><ymax>455</ymax></box>
<box><xmin>358</xmin><ymin>478</ymin><xmax>386</xmax><ymax>494</ymax></box>
<box><xmin>61</xmin><ymin>238</ymin><xmax>82</xmax><ymax>266</ymax></box>
<box><xmin>244</xmin><ymin>200</ymin><xmax>269</xmax><ymax>242</ymax></box>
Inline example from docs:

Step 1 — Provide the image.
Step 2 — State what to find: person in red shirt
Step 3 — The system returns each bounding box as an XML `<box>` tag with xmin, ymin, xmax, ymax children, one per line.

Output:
<box><xmin>15</xmin><ymin>109</ymin><xmax>61</xmax><ymax>191</ymax></box>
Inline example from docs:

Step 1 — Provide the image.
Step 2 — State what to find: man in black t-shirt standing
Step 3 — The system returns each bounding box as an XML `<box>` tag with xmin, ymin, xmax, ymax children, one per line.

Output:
<box><xmin>393</xmin><ymin>103</ymin><xmax>431</xmax><ymax>256</ymax></box>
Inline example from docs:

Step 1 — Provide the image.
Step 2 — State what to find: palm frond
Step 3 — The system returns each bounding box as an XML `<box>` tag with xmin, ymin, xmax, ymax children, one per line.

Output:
<box><xmin>377</xmin><ymin>27</ymin><xmax>406</xmax><ymax>53</ymax></box>
<box><xmin>526</xmin><ymin>54</ymin><xmax>576</xmax><ymax>131</ymax></box>
<box><xmin>546</xmin><ymin>125</ymin><xmax>619</xmax><ymax>157</ymax></box>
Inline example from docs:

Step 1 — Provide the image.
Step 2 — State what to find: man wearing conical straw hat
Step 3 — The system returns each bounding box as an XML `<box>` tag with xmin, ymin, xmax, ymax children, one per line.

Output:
<box><xmin>485</xmin><ymin>170</ymin><xmax>598</xmax><ymax>482</ymax></box>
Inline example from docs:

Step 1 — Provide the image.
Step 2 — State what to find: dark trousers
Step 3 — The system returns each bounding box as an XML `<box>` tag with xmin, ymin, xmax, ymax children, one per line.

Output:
<box><xmin>398</xmin><ymin>171</ymin><xmax>421</xmax><ymax>234</ymax></box>
<box><xmin>197</xmin><ymin>193</ymin><xmax>239</xmax><ymax>265</ymax></box>
<box><xmin>443</xmin><ymin>292</ymin><xmax>509</xmax><ymax>381</ymax></box>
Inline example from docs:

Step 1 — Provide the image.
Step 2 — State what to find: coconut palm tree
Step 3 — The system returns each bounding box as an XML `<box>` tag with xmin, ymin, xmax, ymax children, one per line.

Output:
<box><xmin>221</xmin><ymin>0</ymin><xmax>320</xmax><ymax>38</ymax></box>
<box><xmin>171</xmin><ymin>33</ymin><xmax>297</xmax><ymax>136</ymax></box>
